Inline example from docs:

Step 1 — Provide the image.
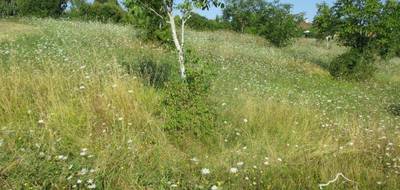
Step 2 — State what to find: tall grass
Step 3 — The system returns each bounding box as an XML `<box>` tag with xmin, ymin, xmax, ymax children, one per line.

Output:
<box><xmin>0</xmin><ymin>18</ymin><xmax>399</xmax><ymax>189</ymax></box>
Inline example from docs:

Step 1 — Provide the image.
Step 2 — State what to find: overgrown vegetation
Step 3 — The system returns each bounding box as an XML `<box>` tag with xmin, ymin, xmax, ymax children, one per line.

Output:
<box><xmin>314</xmin><ymin>0</ymin><xmax>400</xmax><ymax>80</ymax></box>
<box><xmin>223</xmin><ymin>0</ymin><xmax>303</xmax><ymax>47</ymax></box>
<box><xmin>0</xmin><ymin>18</ymin><xmax>399</xmax><ymax>190</ymax></box>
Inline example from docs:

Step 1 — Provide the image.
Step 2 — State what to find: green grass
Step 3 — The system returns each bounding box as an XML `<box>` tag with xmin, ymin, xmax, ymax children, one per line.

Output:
<box><xmin>0</xmin><ymin>18</ymin><xmax>399</xmax><ymax>189</ymax></box>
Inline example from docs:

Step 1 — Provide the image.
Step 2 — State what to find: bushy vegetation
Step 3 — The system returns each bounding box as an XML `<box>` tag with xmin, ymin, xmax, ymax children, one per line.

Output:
<box><xmin>223</xmin><ymin>0</ymin><xmax>303</xmax><ymax>47</ymax></box>
<box><xmin>163</xmin><ymin>52</ymin><xmax>217</xmax><ymax>135</ymax></box>
<box><xmin>329</xmin><ymin>49</ymin><xmax>376</xmax><ymax>81</ymax></box>
<box><xmin>186</xmin><ymin>13</ymin><xmax>230</xmax><ymax>31</ymax></box>
<box><xmin>68</xmin><ymin>2</ymin><xmax>129</xmax><ymax>23</ymax></box>
<box><xmin>0</xmin><ymin>18</ymin><xmax>399</xmax><ymax>190</ymax></box>
<box><xmin>0</xmin><ymin>0</ymin><xmax>67</xmax><ymax>17</ymax></box>
<box><xmin>314</xmin><ymin>0</ymin><xmax>400</xmax><ymax>80</ymax></box>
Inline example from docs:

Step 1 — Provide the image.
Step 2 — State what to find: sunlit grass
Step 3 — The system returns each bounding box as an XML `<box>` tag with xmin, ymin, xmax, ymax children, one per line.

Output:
<box><xmin>0</xmin><ymin>18</ymin><xmax>399</xmax><ymax>189</ymax></box>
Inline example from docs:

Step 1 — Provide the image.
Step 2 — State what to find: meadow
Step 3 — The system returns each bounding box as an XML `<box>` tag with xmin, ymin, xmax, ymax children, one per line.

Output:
<box><xmin>0</xmin><ymin>18</ymin><xmax>399</xmax><ymax>189</ymax></box>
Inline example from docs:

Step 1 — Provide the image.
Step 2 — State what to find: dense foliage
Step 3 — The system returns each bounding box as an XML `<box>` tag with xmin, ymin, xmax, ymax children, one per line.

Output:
<box><xmin>314</xmin><ymin>0</ymin><xmax>400</xmax><ymax>80</ymax></box>
<box><xmin>0</xmin><ymin>0</ymin><xmax>68</xmax><ymax>17</ymax></box>
<box><xmin>312</xmin><ymin>2</ymin><xmax>337</xmax><ymax>40</ymax></box>
<box><xmin>223</xmin><ymin>0</ymin><xmax>303</xmax><ymax>47</ymax></box>
<box><xmin>186</xmin><ymin>13</ymin><xmax>230</xmax><ymax>31</ymax></box>
<box><xmin>69</xmin><ymin>1</ymin><xmax>130</xmax><ymax>23</ymax></box>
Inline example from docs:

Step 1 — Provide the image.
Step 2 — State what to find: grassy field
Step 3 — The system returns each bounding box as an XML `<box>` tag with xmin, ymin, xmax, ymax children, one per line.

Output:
<box><xmin>0</xmin><ymin>18</ymin><xmax>399</xmax><ymax>189</ymax></box>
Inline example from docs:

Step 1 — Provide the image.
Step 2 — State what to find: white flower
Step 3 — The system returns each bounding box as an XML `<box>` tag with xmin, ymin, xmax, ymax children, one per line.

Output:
<box><xmin>38</xmin><ymin>119</ymin><xmax>45</xmax><ymax>124</ymax></box>
<box><xmin>201</xmin><ymin>168</ymin><xmax>210</xmax><ymax>175</ymax></box>
<box><xmin>230</xmin><ymin>167</ymin><xmax>238</xmax><ymax>174</ymax></box>
<box><xmin>237</xmin><ymin>162</ymin><xmax>244</xmax><ymax>166</ymax></box>
<box><xmin>77</xmin><ymin>179</ymin><xmax>82</xmax><ymax>184</ymax></box>
<box><xmin>263</xmin><ymin>161</ymin><xmax>269</xmax><ymax>165</ymax></box>
<box><xmin>243</xmin><ymin>119</ymin><xmax>248</xmax><ymax>123</ymax></box>
<box><xmin>57</xmin><ymin>155</ymin><xmax>68</xmax><ymax>160</ymax></box>
<box><xmin>191</xmin><ymin>157</ymin><xmax>199</xmax><ymax>163</ymax></box>
<box><xmin>87</xmin><ymin>179</ymin><xmax>93</xmax><ymax>184</ymax></box>
<box><xmin>127</xmin><ymin>139</ymin><xmax>133</xmax><ymax>144</ymax></box>
<box><xmin>118</xmin><ymin>117</ymin><xmax>123</xmax><ymax>121</ymax></box>
<box><xmin>171</xmin><ymin>184</ymin><xmax>178</xmax><ymax>188</ymax></box>
<box><xmin>79</xmin><ymin>168</ymin><xmax>88</xmax><ymax>175</ymax></box>
<box><xmin>128</xmin><ymin>90</ymin><xmax>134</xmax><ymax>93</ymax></box>
<box><xmin>277</xmin><ymin>158</ymin><xmax>282</xmax><ymax>162</ymax></box>
<box><xmin>79</xmin><ymin>85</ymin><xmax>85</xmax><ymax>90</ymax></box>
<box><xmin>87</xmin><ymin>183</ymin><xmax>96</xmax><ymax>189</ymax></box>
<box><xmin>211</xmin><ymin>185</ymin><xmax>218</xmax><ymax>190</ymax></box>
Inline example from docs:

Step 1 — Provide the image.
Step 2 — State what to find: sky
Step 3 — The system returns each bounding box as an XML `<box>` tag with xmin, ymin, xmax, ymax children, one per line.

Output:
<box><xmin>88</xmin><ymin>0</ymin><xmax>336</xmax><ymax>22</ymax></box>
<box><xmin>184</xmin><ymin>0</ymin><xmax>336</xmax><ymax>21</ymax></box>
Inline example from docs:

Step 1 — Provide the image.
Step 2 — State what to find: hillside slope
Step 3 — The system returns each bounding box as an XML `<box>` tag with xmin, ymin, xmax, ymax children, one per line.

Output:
<box><xmin>0</xmin><ymin>18</ymin><xmax>399</xmax><ymax>189</ymax></box>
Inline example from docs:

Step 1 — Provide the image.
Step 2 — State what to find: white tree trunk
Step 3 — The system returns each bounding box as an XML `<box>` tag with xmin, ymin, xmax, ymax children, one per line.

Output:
<box><xmin>167</xmin><ymin>12</ymin><xmax>186</xmax><ymax>79</ymax></box>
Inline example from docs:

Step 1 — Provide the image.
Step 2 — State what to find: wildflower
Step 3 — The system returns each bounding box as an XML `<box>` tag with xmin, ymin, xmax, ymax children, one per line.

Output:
<box><xmin>211</xmin><ymin>185</ymin><xmax>218</xmax><ymax>190</ymax></box>
<box><xmin>243</xmin><ymin>118</ymin><xmax>248</xmax><ymax>123</ymax></box>
<box><xmin>79</xmin><ymin>168</ymin><xmax>88</xmax><ymax>175</ymax></box>
<box><xmin>77</xmin><ymin>179</ymin><xmax>82</xmax><ymax>184</ymax></box>
<box><xmin>191</xmin><ymin>157</ymin><xmax>199</xmax><ymax>163</ymax></box>
<box><xmin>237</xmin><ymin>162</ymin><xmax>244</xmax><ymax>166</ymax></box>
<box><xmin>230</xmin><ymin>167</ymin><xmax>238</xmax><ymax>174</ymax></box>
<box><xmin>57</xmin><ymin>155</ymin><xmax>68</xmax><ymax>160</ymax></box>
<box><xmin>80</xmin><ymin>149</ymin><xmax>87</xmax><ymax>156</ymax></box>
<box><xmin>171</xmin><ymin>184</ymin><xmax>178</xmax><ymax>188</ymax></box>
<box><xmin>38</xmin><ymin>119</ymin><xmax>45</xmax><ymax>124</ymax></box>
<box><xmin>201</xmin><ymin>168</ymin><xmax>210</xmax><ymax>175</ymax></box>
<box><xmin>127</xmin><ymin>139</ymin><xmax>133</xmax><ymax>144</ymax></box>
<box><xmin>87</xmin><ymin>179</ymin><xmax>93</xmax><ymax>184</ymax></box>
<box><xmin>128</xmin><ymin>90</ymin><xmax>134</xmax><ymax>93</ymax></box>
<box><xmin>264</xmin><ymin>161</ymin><xmax>269</xmax><ymax>165</ymax></box>
<box><xmin>118</xmin><ymin>117</ymin><xmax>123</xmax><ymax>121</ymax></box>
<box><xmin>79</xmin><ymin>85</ymin><xmax>85</xmax><ymax>90</ymax></box>
<box><xmin>277</xmin><ymin>158</ymin><xmax>282</xmax><ymax>162</ymax></box>
<box><xmin>87</xmin><ymin>183</ymin><xmax>96</xmax><ymax>189</ymax></box>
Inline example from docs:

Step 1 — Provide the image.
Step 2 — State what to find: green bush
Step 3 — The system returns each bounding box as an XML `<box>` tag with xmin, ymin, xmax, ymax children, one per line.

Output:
<box><xmin>329</xmin><ymin>49</ymin><xmax>376</xmax><ymax>81</ymax></box>
<box><xmin>258</xmin><ymin>3</ymin><xmax>303</xmax><ymax>47</ymax></box>
<box><xmin>16</xmin><ymin>0</ymin><xmax>67</xmax><ymax>17</ymax></box>
<box><xmin>162</xmin><ymin>54</ymin><xmax>217</xmax><ymax>135</ymax></box>
<box><xmin>70</xmin><ymin>2</ymin><xmax>126</xmax><ymax>23</ymax></box>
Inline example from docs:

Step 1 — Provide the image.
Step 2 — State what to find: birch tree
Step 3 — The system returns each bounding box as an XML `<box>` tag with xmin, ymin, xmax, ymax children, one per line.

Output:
<box><xmin>125</xmin><ymin>0</ymin><xmax>223</xmax><ymax>79</ymax></box>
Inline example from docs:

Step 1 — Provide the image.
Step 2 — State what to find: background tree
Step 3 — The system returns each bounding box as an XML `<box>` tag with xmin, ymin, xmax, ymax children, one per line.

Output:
<box><xmin>222</xmin><ymin>0</ymin><xmax>267</xmax><ymax>33</ymax></box>
<box><xmin>376</xmin><ymin>0</ymin><xmax>400</xmax><ymax>57</ymax></box>
<box><xmin>322</xmin><ymin>0</ymin><xmax>400</xmax><ymax>80</ymax></box>
<box><xmin>223</xmin><ymin>0</ymin><xmax>302</xmax><ymax>47</ymax></box>
<box><xmin>312</xmin><ymin>2</ymin><xmax>337</xmax><ymax>40</ymax></box>
<box><xmin>331</xmin><ymin>0</ymin><xmax>382</xmax><ymax>50</ymax></box>
<box><xmin>258</xmin><ymin>2</ymin><xmax>304</xmax><ymax>47</ymax></box>
<box><xmin>124</xmin><ymin>0</ymin><xmax>223</xmax><ymax>79</ymax></box>
<box><xmin>16</xmin><ymin>0</ymin><xmax>68</xmax><ymax>17</ymax></box>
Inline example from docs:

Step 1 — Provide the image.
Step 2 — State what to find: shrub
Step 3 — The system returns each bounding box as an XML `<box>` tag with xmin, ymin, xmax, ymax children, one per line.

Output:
<box><xmin>258</xmin><ymin>3</ymin><xmax>303</xmax><ymax>47</ymax></box>
<box><xmin>16</xmin><ymin>0</ymin><xmax>68</xmax><ymax>17</ymax></box>
<box><xmin>329</xmin><ymin>49</ymin><xmax>376</xmax><ymax>81</ymax></box>
<box><xmin>162</xmin><ymin>54</ymin><xmax>217</xmax><ymax>135</ymax></box>
<box><xmin>71</xmin><ymin>2</ymin><xmax>125</xmax><ymax>23</ymax></box>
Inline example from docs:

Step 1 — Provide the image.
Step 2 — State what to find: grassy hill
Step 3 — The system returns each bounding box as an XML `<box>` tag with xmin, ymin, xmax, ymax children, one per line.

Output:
<box><xmin>0</xmin><ymin>18</ymin><xmax>399</xmax><ymax>189</ymax></box>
